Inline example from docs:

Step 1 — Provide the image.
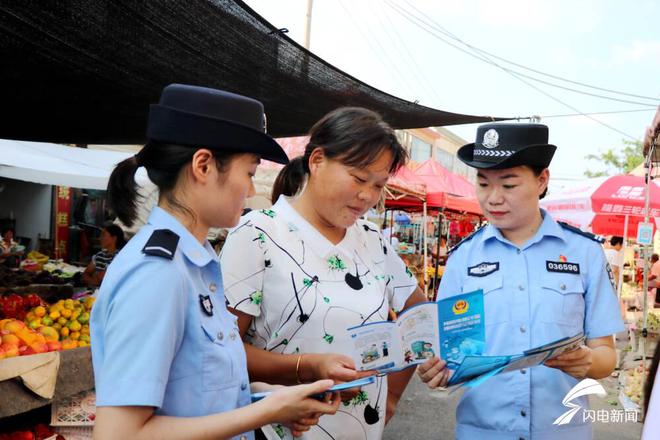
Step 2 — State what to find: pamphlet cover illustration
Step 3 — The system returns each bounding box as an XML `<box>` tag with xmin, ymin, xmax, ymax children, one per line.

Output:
<box><xmin>347</xmin><ymin>290</ymin><xmax>485</xmax><ymax>373</ymax></box>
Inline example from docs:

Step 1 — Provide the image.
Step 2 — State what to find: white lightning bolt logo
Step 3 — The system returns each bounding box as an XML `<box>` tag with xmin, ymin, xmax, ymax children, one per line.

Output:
<box><xmin>553</xmin><ymin>379</ymin><xmax>607</xmax><ymax>425</ymax></box>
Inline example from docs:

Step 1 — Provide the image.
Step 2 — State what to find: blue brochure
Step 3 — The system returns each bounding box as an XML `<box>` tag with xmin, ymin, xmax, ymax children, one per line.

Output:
<box><xmin>446</xmin><ymin>332</ymin><xmax>586</xmax><ymax>387</ymax></box>
<box><xmin>346</xmin><ymin>290</ymin><xmax>486</xmax><ymax>374</ymax></box>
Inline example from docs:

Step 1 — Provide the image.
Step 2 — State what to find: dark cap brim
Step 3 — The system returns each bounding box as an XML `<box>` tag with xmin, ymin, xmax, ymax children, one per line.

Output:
<box><xmin>457</xmin><ymin>143</ymin><xmax>556</xmax><ymax>169</ymax></box>
<box><xmin>147</xmin><ymin>105</ymin><xmax>289</xmax><ymax>164</ymax></box>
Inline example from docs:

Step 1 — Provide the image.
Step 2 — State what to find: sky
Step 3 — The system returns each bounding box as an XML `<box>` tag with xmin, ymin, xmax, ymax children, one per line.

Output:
<box><xmin>244</xmin><ymin>0</ymin><xmax>660</xmax><ymax>188</ymax></box>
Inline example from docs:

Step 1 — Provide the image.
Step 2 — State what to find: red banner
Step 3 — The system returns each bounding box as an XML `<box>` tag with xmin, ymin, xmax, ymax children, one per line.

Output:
<box><xmin>54</xmin><ymin>186</ymin><xmax>71</xmax><ymax>260</ymax></box>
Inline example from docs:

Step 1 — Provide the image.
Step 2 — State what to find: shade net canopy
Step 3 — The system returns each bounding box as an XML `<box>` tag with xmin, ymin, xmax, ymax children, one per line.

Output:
<box><xmin>0</xmin><ymin>0</ymin><xmax>506</xmax><ymax>145</ymax></box>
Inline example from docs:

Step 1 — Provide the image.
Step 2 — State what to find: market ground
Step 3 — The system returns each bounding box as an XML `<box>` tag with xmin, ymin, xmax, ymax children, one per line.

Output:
<box><xmin>384</xmin><ymin>332</ymin><xmax>644</xmax><ymax>440</ymax></box>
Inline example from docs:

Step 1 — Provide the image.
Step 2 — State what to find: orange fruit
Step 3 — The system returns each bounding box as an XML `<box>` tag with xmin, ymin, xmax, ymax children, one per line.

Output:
<box><xmin>34</xmin><ymin>306</ymin><xmax>46</xmax><ymax>318</ymax></box>
<box><xmin>60</xmin><ymin>327</ymin><xmax>69</xmax><ymax>338</ymax></box>
<box><xmin>38</xmin><ymin>326</ymin><xmax>59</xmax><ymax>342</ymax></box>
<box><xmin>2</xmin><ymin>334</ymin><xmax>20</xmax><ymax>345</ymax></box>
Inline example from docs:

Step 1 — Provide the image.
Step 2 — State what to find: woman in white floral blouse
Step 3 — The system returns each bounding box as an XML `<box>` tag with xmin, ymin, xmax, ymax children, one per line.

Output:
<box><xmin>221</xmin><ymin>108</ymin><xmax>427</xmax><ymax>440</ymax></box>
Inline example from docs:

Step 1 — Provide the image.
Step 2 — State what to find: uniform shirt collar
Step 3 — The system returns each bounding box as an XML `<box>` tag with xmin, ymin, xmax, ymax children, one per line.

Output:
<box><xmin>146</xmin><ymin>206</ymin><xmax>218</xmax><ymax>267</ymax></box>
<box><xmin>272</xmin><ymin>195</ymin><xmax>356</xmax><ymax>259</ymax></box>
<box><xmin>481</xmin><ymin>208</ymin><xmax>566</xmax><ymax>249</ymax></box>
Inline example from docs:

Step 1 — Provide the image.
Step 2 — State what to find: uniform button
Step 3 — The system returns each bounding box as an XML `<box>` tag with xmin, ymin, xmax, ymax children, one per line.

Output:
<box><xmin>517</xmin><ymin>249</ymin><xmax>521</xmax><ymax>254</ymax></box>
<box><xmin>521</xmin><ymin>410</ymin><xmax>527</xmax><ymax>417</ymax></box>
<box><xmin>520</xmin><ymin>325</ymin><xmax>527</xmax><ymax>333</ymax></box>
<box><xmin>217</xmin><ymin>331</ymin><xmax>224</xmax><ymax>341</ymax></box>
<box><xmin>241</xmin><ymin>382</ymin><xmax>248</xmax><ymax>390</ymax></box>
<box><xmin>209</xmin><ymin>283</ymin><xmax>217</xmax><ymax>292</ymax></box>
<box><xmin>240</xmin><ymin>436</ymin><xmax>248</xmax><ymax>440</ymax></box>
<box><xmin>521</xmin><ymin>368</ymin><xmax>527</xmax><ymax>374</ymax></box>
<box><xmin>560</xmin><ymin>283</ymin><xmax>566</xmax><ymax>291</ymax></box>
<box><xmin>518</xmin><ymin>285</ymin><xmax>525</xmax><ymax>291</ymax></box>
<box><xmin>230</xmin><ymin>332</ymin><xmax>237</xmax><ymax>341</ymax></box>
<box><xmin>519</xmin><ymin>437</ymin><xmax>526</xmax><ymax>440</ymax></box>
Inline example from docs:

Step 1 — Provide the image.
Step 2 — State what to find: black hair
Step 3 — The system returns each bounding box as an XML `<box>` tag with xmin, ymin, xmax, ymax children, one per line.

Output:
<box><xmin>271</xmin><ymin>107</ymin><xmax>408</xmax><ymax>204</ymax></box>
<box><xmin>646</xmin><ymin>345</ymin><xmax>660</xmax><ymax>417</ymax></box>
<box><xmin>610</xmin><ymin>236</ymin><xmax>624</xmax><ymax>247</ymax></box>
<box><xmin>1</xmin><ymin>226</ymin><xmax>14</xmax><ymax>236</ymax></box>
<box><xmin>528</xmin><ymin>165</ymin><xmax>549</xmax><ymax>199</ymax></box>
<box><xmin>107</xmin><ymin>142</ymin><xmax>236</xmax><ymax>227</ymax></box>
<box><xmin>653</xmin><ymin>254</ymin><xmax>659</xmax><ymax>263</ymax></box>
<box><xmin>102</xmin><ymin>223</ymin><xmax>126</xmax><ymax>250</ymax></box>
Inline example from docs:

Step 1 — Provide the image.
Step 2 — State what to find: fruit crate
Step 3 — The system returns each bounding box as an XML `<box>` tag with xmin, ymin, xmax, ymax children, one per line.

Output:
<box><xmin>50</xmin><ymin>390</ymin><xmax>95</xmax><ymax>426</ymax></box>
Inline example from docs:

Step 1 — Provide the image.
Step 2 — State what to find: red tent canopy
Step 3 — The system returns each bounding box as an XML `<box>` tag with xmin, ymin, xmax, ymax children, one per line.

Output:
<box><xmin>413</xmin><ymin>159</ymin><xmax>482</xmax><ymax>214</ymax></box>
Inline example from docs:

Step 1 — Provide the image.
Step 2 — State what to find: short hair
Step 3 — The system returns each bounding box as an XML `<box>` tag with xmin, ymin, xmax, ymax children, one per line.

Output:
<box><xmin>609</xmin><ymin>236</ymin><xmax>624</xmax><ymax>247</ymax></box>
<box><xmin>652</xmin><ymin>254</ymin><xmax>659</xmax><ymax>262</ymax></box>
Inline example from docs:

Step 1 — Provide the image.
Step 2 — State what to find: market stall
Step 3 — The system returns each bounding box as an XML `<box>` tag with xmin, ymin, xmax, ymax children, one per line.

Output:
<box><xmin>384</xmin><ymin>160</ymin><xmax>483</xmax><ymax>298</ymax></box>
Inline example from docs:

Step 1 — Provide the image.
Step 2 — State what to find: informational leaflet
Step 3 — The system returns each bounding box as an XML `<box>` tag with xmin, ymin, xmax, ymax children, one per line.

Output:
<box><xmin>446</xmin><ymin>332</ymin><xmax>586</xmax><ymax>387</ymax></box>
<box><xmin>346</xmin><ymin>290</ymin><xmax>586</xmax><ymax>388</ymax></box>
<box><xmin>346</xmin><ymin>290</ymin><xmax>485</xmax><ymax>373</ymax></box>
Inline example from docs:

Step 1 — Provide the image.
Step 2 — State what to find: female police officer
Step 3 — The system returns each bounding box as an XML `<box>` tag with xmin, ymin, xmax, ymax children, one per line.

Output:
<box><xmin>91</xmin><ymin>84</ymin><xmax>340</xmax><ymax>440</ymax></box>
<box><xmin>417</xmin><ymin>123</ymin><xmax>624</xmax><ymax>439</ymax></box>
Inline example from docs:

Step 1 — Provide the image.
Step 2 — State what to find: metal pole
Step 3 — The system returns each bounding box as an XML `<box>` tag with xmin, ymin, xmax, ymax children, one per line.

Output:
<box><xmin>618</xmin><ymin>215</ymin><xmax>629</xmax><ymax>300</ymax></box>
<box><xmin>433</xmin><ymin>211</ymin><xmax>444</xmax><ymax>300</ymax></box>
<box><xmin>423</xmin><ymin>202</ymin><xmax>428</xmax><ymax>298</ymax></box>
<box><xmin>303</xmin><ymin>0</ymin><xmax>314</xmax><ymax>50</ymax></box>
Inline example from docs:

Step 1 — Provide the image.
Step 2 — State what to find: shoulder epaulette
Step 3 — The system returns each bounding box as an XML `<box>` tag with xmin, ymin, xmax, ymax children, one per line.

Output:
<box><xmin>447</xmin><ymin>224</ymin><xmax>485</xmax><ymax>255</ymax></box>
<box><xmin>142</xmin><ymin>229</ymin><xmax>180</xmax><ymax>259</ymax></box>
<box><xmin>557</xmin><ymin>221</ymin><xmax>605</xmax><ymax>243</ymax></box>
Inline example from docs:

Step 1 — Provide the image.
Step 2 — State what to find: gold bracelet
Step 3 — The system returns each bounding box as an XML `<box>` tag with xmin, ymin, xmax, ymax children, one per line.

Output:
<box><xmin>295</xmin><ymin>354</ymin><xmax>304</xmax><ymax>384</ymax></box>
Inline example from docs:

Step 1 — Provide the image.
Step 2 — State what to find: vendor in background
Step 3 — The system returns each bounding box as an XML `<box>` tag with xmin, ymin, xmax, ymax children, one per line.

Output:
<box><xmin>82</xmin><ymin>224</ymin><xmax>126</xmax><ymax>287</ymax></box>
<box><xmin>0</xmin><ymin>226</ymin><xmax>23</xmax><ymax>267</ymax></box>
<box><xmin>428</xmin><ymin>236</ymin><xmax>448</xmax><ymax>266</ymax></box>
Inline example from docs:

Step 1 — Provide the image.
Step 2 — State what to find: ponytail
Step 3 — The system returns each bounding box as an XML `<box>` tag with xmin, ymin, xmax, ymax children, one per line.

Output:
<box><xmin>107</xmin><ymin>156</ymin><xmax>141</xmax><ymax>227</ymax></box>
<box><xmin>271</xmin><ymin>156</ymin><xmax>308</xmax><ymax>204</ymax></box>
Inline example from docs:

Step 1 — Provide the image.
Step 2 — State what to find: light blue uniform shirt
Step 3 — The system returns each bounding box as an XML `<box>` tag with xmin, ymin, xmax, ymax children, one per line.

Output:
<box><xmin>91</xmin><ymin>207</ymin><xmax>253</xmax><ymax>440</ymax></box>
<box><xmin>439</xmin><ymin>210</ymin><xmax>624</xmax><ymax>440</ymax></box>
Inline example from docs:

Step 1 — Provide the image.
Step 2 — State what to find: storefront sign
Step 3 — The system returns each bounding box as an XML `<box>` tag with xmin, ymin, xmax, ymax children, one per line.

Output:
<box><xmin>54</xmin><ymin>186</ymin><xmax>71</xmax><ymax>260</ymax></box>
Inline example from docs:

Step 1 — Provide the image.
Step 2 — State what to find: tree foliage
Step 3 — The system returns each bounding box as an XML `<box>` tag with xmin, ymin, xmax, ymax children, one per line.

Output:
<box><xmin>584</xmin><ymin>139</ymin><xmax>644</xmax><ymax>177</ymax></box>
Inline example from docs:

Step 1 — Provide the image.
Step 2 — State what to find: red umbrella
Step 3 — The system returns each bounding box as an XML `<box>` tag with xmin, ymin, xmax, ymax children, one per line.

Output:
<box><xmin>590</xmin><ymin>175</ymin><xmax>660</xmax><ymax>237</ymax></box>
<box><xmin>542</xmin><ymin>175</ymin><xmax>660</xmax><ymax>238</ymax></box>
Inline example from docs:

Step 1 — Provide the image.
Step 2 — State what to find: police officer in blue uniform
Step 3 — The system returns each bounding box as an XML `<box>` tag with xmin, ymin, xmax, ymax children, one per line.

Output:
<box><xmin>417</xmin><ymin>124</ymin><xmax>624</xmax><ymax>439</ymax></box>
<box><xmin>91</xmin><ymin>84</ymin><xmax>340</xmax><ymax>440</ymax></box>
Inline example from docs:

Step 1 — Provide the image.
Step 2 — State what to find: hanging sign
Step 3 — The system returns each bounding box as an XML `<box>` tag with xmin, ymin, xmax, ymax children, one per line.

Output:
<box><xmin>637</xmin><ymin>221</ymin><xmax>654</xmax><ymax>245</ymax></box>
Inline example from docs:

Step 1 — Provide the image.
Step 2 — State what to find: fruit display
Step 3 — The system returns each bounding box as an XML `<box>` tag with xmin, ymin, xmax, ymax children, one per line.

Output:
<box><xmin>24</xmin><ymin>297</ymin><xmax>95</xmax><ymax>349</ymax></box>
<box><xmin>0</xmin><ymin>297</ymin><xmax>95</xmax><ymax>358</ymax></box>
<box><xmin>0</xmin><ymin>293</ymin><xmax>42</xmax><ymax>320</ymax></box>
<box><xmin>0</xmin><ymin>265</ymin><xmax>72</xmax><ymax>288</ymax></box>
<box><xmin>622</xmin><ymin>364</ymin><xmax>648</xmax><ymax>406</ymax></box>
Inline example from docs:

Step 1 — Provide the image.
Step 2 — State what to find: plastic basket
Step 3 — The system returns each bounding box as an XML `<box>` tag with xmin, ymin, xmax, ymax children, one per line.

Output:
<box><xmin>50</xmin><ymin>390</ymin><xmax>96</xmax><ymax>427</ymax></box>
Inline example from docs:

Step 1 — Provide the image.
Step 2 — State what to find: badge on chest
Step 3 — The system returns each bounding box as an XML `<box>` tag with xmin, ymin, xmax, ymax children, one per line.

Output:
<box><xmin>546</xmin><ymin>260</ymin><xmax>580</xmax><ymax>274</ymax></box>
<box><xmin>467</xmin><ymin>262</ymin><xmax>499</xmax><ymax>277</ymax></box>
<box><xmin>199</xmin><ymin>294</ymin><xmax>214</xmax><ymax>316</ymax></box>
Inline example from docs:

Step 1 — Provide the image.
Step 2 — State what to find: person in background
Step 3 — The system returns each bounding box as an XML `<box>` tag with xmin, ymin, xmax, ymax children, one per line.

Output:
<box><xmin>82</xmin><ymin>224</ymin><xmax>126</xmax><ymax>287</ymax></box>
<box><xmin>0</xmin><ymin>227</ymin><xmax>23</xmax><ymax>267</ymax></box>
<box><xmin>649</xmin><ymin>254</ymin><xmax>660</xmax><ymax>308</ymax></box>
<box><xmin>604</xmin><ymin>236</ymin><xmax>624</xmax><ymax>289</ymax></box>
